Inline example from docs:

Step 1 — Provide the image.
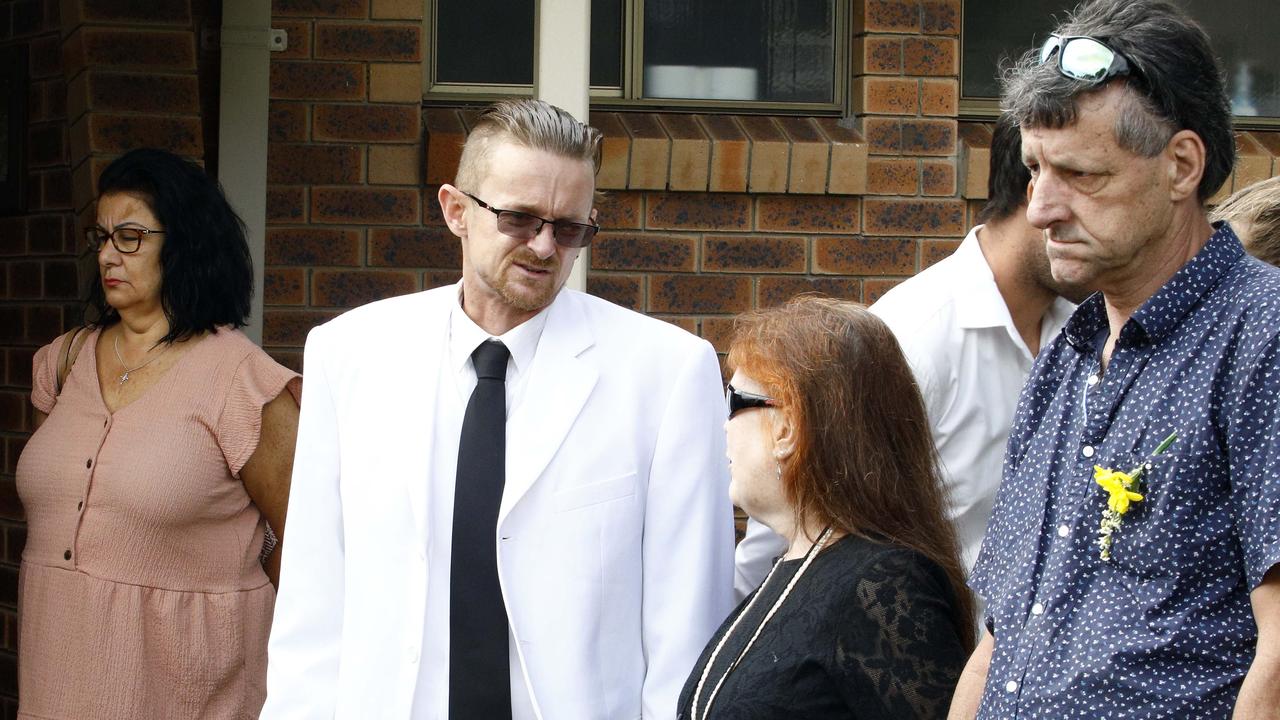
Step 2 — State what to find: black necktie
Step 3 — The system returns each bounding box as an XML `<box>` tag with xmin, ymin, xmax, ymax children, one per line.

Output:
<box><xmin>450</xmin><ymin>340</ymin><xmax>512</xmax><ymax>718</ymax></box>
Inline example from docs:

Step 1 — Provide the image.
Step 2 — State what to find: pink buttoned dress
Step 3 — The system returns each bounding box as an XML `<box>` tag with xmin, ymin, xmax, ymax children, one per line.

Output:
<box><xmin>15</xmin><ymin>327</ymin><xmax>300</xmax><ymax>719</ymax></box>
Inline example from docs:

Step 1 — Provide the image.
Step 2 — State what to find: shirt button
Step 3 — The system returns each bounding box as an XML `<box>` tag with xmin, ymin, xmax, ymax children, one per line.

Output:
<box><xmin>77</xmin><ymin>501</ymin><xmax>83</xmax><ymax>511</ymax></box>
<box><xmin>1082</xmin><ymin>445</ymin><xmax>1095</xmax><ymax>458</ymax></box>
<box><xmin>1087</xmin><ymin>373</ymin><xmax>1100</xmax><ymax>386</ymax></box>
<box><xmin>85</xmin><ymin>459</ymin><xmax>92</xmax><ymax>468</ymax></box>
<box><xmin>1006</xmin><ymin>680</ymin><xmax>1019</xmax><ymax>693</ymax></box>
<box><xmin>1057</xmin><ymin>524</ymin><xmax>1070</xmax><ymax>538</ymax></box>
<box><xmin>64</xmin><ymin>550</ymin><xmax>72</xmax><ymax>561</ymax></box>
<box><xmin>1031</xmin><ymin>602</ymin><xmax>1045</xmax><ymax>616</ymax></box>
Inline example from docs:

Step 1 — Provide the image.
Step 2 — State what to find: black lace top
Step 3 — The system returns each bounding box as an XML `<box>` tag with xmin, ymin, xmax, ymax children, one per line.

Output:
<box><xmin>677</xmin><ymin>534</ymin><xmax>967</xmax><ymax>720</ymax></box>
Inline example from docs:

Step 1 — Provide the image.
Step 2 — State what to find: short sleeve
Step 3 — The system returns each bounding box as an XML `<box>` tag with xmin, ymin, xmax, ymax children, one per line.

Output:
<box><xmin>30</xmin><ymin>336</ymin><xmax>67</xmax><ymax>415</ymax></box>
<box><xmin>1226</xmin><ymin>331</ymin><xmax>1280</xmax><ymax>590</ymax></box>
<box><xmin>829</xmin><ymin>549</ymin><xmax>968</xmax><ymax>720</ymax></box>
<box><xmin>216</xmin><ymin>348</ymin><xmax>301</xmax><ymax>477</ymax></box>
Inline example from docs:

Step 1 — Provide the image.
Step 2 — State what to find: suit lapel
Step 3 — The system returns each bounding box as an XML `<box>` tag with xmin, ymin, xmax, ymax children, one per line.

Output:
<box><xmin>399</xmin><ymin>288</ymin><xmax>454</xmax><ymax>550</ymax></box>
<box><xmin>500</xmin><ymin>291</ymin><xmax>598</xmax><ymax>523</ymax></box>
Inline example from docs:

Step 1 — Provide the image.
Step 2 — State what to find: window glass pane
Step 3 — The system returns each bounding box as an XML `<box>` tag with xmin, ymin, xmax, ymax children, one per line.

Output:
<box><xmin>435</xmin><ymin>0</ymin><xmax>622</xmax><ymax>88</ymax></box>
<box><xmin>962</xmin><ymin>0</ymin><xmax>1280</xmax><ymax>117</ymax></box>
<box><xmin>642</xmin><ymin>0</ymin><xmax>835</xmax><ymax>103</ymax></box>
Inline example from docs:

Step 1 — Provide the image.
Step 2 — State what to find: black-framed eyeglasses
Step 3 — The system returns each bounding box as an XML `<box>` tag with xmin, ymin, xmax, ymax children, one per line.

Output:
<box><xmin>726</xmin><ymin>384</ymin><xmax>777</xmax><ymax>419</ymax></box>
<box><xmin>1039</xmin><ymin>34</ymin><xmax>1136</xmax><ymax>85</ymax></box>
<box><xmin>464</xmin><ymin>192</ymin><xmax>599</xmax><ymax>249</ymax></box>
<box><xmin>85</xmin><ymin>226</ymin><xmax>165</xmax><ymax>254</ymax></box>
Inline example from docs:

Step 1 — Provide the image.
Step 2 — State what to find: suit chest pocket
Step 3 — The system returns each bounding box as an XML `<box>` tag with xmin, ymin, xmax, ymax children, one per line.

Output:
<box><xmin>555</xmin><ymin>471</ymin><xmax>637</xmax><ymax>512</ymax></box>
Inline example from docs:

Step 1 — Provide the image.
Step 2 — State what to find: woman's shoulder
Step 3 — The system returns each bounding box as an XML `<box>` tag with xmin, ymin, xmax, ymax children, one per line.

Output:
<box><xmin>819</xmin><ymin>535</ymin><xmax>955</xmax><ymax>603</ymax></box>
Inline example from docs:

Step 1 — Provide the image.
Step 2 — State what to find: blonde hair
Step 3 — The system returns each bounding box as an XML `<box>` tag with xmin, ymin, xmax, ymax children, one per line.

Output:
<box><xmin>455</xmin><ymin>99</ymin><xmax>602</xmax><ymax>193</ymax></box>
<box><xmin>1210</xmin><ymin>175</ymin><xmax>1280</xmax><ymax>267</ymax></box>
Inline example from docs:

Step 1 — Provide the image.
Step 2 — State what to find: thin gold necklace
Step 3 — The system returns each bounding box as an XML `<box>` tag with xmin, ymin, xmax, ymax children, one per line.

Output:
<box><xmin>690</xmin><ymin>526</ymin><xmax>834</xmax><ymax>720</ymax></box>
<box><xmin>113</xmin><ymin>334</ymin><xmax>167</xmax><ymax>385</ymax></box>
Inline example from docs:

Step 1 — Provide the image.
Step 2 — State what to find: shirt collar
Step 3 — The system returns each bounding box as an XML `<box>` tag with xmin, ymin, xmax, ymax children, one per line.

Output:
<box><xmin>449</xmin><ymin>281</ymin><xmax>552</xmax><ymax>376</ymax></box>
<box><xmin>952</xmin><ymin>227</ymin><xmax>1013</xmax><ymax>330</ymax></box>
<box><xmin>1063</xmin><ymin>222</ymin><xmax>1246</xmax><ymax>351</ymax></box>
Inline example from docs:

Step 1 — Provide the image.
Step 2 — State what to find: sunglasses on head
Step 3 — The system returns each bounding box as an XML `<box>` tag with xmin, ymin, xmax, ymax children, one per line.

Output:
<box><xmin>1039</xmin><ymin>34</ymin><xmax>1136</xmax><ymax>85</ymax></box>
<box><xmin>726</xmin><ymin>384</ymin><xmax>777</xmax><ymax>419</ymax></box>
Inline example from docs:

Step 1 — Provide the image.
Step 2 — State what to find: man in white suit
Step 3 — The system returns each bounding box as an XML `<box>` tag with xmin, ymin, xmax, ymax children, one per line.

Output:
<box><xmin>263</xmin><ymin>99</ymin><xmax>735</xmax><ymax>719</ymax></box>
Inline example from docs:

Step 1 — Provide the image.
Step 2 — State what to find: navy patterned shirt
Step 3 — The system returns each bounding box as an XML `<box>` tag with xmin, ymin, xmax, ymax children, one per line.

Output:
<box><xmin>970</xmin><ymin>224</ymin><xmax>1280</xmax><ymax>718</ymax></box>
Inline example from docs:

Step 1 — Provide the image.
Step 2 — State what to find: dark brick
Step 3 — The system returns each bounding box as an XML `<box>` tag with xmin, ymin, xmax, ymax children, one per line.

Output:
<box><xmin>266</xmin><ymin>186</ymin><xmax>306</xmax><ymax>223</ymax></box>
<box><xmin>646</xmin><ymin>193</ymin><xmax>751</xmax><ymax>232</ymax></box>
<box><xmin>87</xmin><ymin>72</ymin><xmax>200</xmax><ymax>114</ymax></box>
<box><xmin>270</xmin><ymin>61</ymin><xmax>364</xmax><ymax>100</ymax></box>
<box><xmin>88</xmin><ymin>115</ymin><xmax>202</xmax><ymax>156</ymax></box>
<box><xmin>864</xmin><ymin>278</ymin><xmax>903</xmax><ymax>304</ymax></box>
<box><xmin>267</xmin><ymin>349</ymin><xmax>303</xmax><ymax>373</ymax></box>
<box><xmin>866</xmin><ymin>158</ymin><xmax>919</xmax><ymax>195</ymax></box>
<box><xmin>10</xmin><ymin>262</ymin><xmax>41</xmax><ymax>298</ymax></box>
<box><xmin>9</xmin><ymin>348</ymin><xmax>35</xmax><ymax>387</ymax></box>
<box><xmin>590</xmin><ymin>233</ymin><xmax>695</xmax><ymax>272</ymax></box>
<box><xmin>901</xmin><ymin>119</ymin><xmax>956</xmax><ymax>156</ymax></box>
<box><xmin>922</xmin><ymin>0</ymin><xmax>960</xmax><ymax>35</ymax></box>
<box><xmin>11</xmin><ymin>0</ymin><xmax>41</xmax><ymax>36</ymax></box>
<box><xmin>314</xmin><ymin>23</ymin><xmax>420</xmax><ymax>62</ymax></box>
<box><xmin>313</xmin><ymin>104</ymin><xmax>419</xmax><ymax>143</ymax></box>
<box><xmin>596</xmin><ymin>192</ymin><xmax>642</xmax><ymax>230</ymax></box>
<box><xmin>272</xmin><ymin>0</ymin><xmax>369</xmax><ymax>18</ymax></box>
<box><xmin>699</xmin><ymin>316</ymin><xmax>735</xmax><ymax>353</ymax></box>
<box><xmin>26</xmin><ymin>304</ymin><xmax>62</xmax><ymax>341</ymax></box>
<box><xmin>0</xmin><ymin>309</ymin><xmax>21</xmax><ymax>344</ymax></box>
<box><xmin>649</xmin><ymin>274</ymin><xmax>751</xmax><ymax>314</ymax></box>
<box><xmin>703</xmin><ymin>235</ymin><xmax>807</xmax><ymax>273</ymax></box>
<box><xmin>25</xmin><ymin>215</ymin><xmax>63</xmax><ymax>254</ymax></box>
<box><xmin>274</xmin><ymin>20</ymin><xmax>311</xmax><ymax>59</ymax></box>
<box><xmin>267</xmin><ymin>143</ymin><xmax>362</xmax><ymax>184</ymax></box>
<box><xmin>0</xmin><ymin>219</ymin><xmax>26</xmax><ymax>255</ymax></box>
<box><xmin>78</xmin><ymin>0</ymin><xmax>192</xmax><ymax>24</ymax></box>
<box><xmin>45</xmin><ymin>78</ymin><xmax>66</xmax><ymax>120</ymax></box>
<box><xmin>27</xmin><ymin>123</ymin><xmax>65</xmax><ymax>167</ymax></box>
<box><xmin>814</xmin><ymin>236</ymin><xmax>916</xmax><ymax>275</ymax></box>
<box><xmin>757</xmin><ymin>277</ymin><xmax>861</xmax><ymax>308</ymax></box>
<box><xmin>862</xmin><ymin>118</ymin><xmax>901</xmax><ymax>154</ymax></box>
<box><xmin>5</xmin><ymin>526</ymin><xmax>26</xmax><ymax>564</ymax></box>
<box><xmin>262</xmin><ymin>309</ymin><xmax>340</xmax><ymax>346</ymax></box>
<box><xmin>42</xmin><ymin>171</ymin><xmax>72</xmax><ymax>210</ymax></box>
<box><xmin>0</xmin><ymin>477</ymin><xmax>23</xmax><ymax>520</ymax></box>
<box><xmin>266</xmin><ymin>227</ymin><xmax>360</xmax><ymax>265</ymax></box>
<box><xmin>586</xmin><ymin>273</ymin><xmax>643</xmax><ymax>311</ymax></box>
<box><xmin>903</xmin><ymin>37</ymin><xmax>957</xmax><ymax>76</ymax></box>
<box><xmin>860</xmin><ymin>0</ymin><xmax>920</xmax><ymax>32</ymax></box>
<box><xmin>922</xmin><ymin>239</ymin><xmax>961</xmax><ymax>269</ymax></box>
<box><xmin>863</xmin><ymin>199</ymin><xmax>965</xmax><ymax>236</ymax></box>
<box><xmin>28</xmin><ymin>33</ymin><xmax>60</xmax><ymax>78</ymax></box>
<box><xmin>67</xmin><ymin>28</ymin><xmax>196</xmax><ymax>73</ymax></box>
<box><xmin>367</xmin><ymin>227</ymin><xmax>460</xmax><ymax>268</ymax></box>
<box><xmin>0</xmin><ymin>392</ymin><xmax>25</xmax><ymax>433</ymax></box>
<box><xmin>422</xmin><ymin>270</ymin><xmax>462</xmax><ymax>290</ymax></box>
<box><xmin>268</xmin><ymin>102</ymin><xmax>308</xmax><ymax>142</ymax></box>
<box><xmin>42</xmin><ymin>260</ymin><xmax>79</xmax><ymax>298</ymax></box>
<box><xmin>264</xmin><ymin>267</ymin><xmax>306</xmax><ymax>305</ymax></box>
<box><xmin>312</xmin><ymin>269</ymin><xmax>417</xmax><ymax>307</ymax></box>
<box><xmin>311</xmin><ymin>186</ymin><xmax>419</xmax><ymax>224</ymax></box>
<box><xmin>922</xmin><ymin>160</ymin><xmax>956</xmax><ymax>196</ymax></box>
<box><xmin>756</xmin><ymin>195</ymin><xmax>860</xmax><ymax>234</ymax></box>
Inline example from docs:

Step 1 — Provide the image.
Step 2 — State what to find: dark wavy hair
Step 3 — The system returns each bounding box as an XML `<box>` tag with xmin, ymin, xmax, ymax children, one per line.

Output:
<box><xmin>88</xmin><ymin>148</ymin><xmax>252</xmax><ymax>343</ymax></box>
<box><xmin>977</xmin><ymin>114</ymin><xmax>1032</xmax><ymax>225</ymax></box>
<box><xmin>1001</xmin><ymin>0</ymin><xmax>1234</xmax><ymax>202</ymax></box>
<box><xmin>728</xmin><ymin>296</ymin><xmax>976</xmax><ymax>652</ymax></box>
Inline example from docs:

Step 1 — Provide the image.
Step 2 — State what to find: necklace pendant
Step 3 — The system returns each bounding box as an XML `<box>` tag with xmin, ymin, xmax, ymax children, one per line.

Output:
<box><xmin>119</xmin><ymin>371</ymin><xmax>129</xmax><ymax>385</ymax></box>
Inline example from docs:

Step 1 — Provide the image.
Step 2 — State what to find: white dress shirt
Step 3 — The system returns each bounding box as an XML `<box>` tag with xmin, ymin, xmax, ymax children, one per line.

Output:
<box><xmin>415</xmin><ymin>285</ymin><xmax>549</xmax><ymax>719</ymax></box>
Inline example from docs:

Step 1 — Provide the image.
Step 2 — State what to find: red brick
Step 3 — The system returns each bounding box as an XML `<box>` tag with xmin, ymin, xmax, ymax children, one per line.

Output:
<box><xmin>367</xmin><ymin>227</ymin><xmax>461</xmax><ymax>268</ymax></box>
<box><xmin>756</xmin><ymin>195</ymin><xmax>860</xmax><ymax>234</ymax></box>
<box><xmin>863</xmin><ymin>117</ymin><xmax>901</xmax><ymax>154</ymax></box>
<box><xmin>268</xmin><ymin>102</ymin><xmax>308</xmax><ymax>142</ymax></box>
<box><xmin>699</xmin><ymin>316</ymin><xmax>736</xmax><ymax>354</ymax></box>
<box><xmin>272</xmin><ymin>0</ymin><xmax>369</xmax><ymax>18</ymax></box>
<box><xmin>588</xmin><ymin>112</ymin><xmax>629</xmax><ymax>190</ymax></box>
<box><xmin>312</xmin><ymin>269</ymin><xmax>417</xmax><ymax>307</ymax></box>
<box><xmin>757</xmin><ymin>277</ymin><xmax>861</xmax><ymax>308</ymax></box>
<box><xmin>619</xmin><ymin>113</ymin><xmax>670</xmax><ymax>191</ymax></box>
<box><xmin>864</xmin><ymin>278</ymin><xmax>903</xmax><ymax>304</ymax></box>
<box><xmin>901</xmin><ymin>119</ymin><xmax>956</xmax><ymax>156</ymax></box>
<box><xmin>267</xmin><ymin>143</ymin><xmax>363</xmax><ymax>184</ymax></box>
<box><xmin>264</xmin><ymin>267</ymin><xmax>306</xmax><ymax>305</ymax></box>
<box><xmin>83</xmin><ymin>71</ymin><xmax>200</xmax><ymax>115</ymax></box>
<box><xmin>922</xmin><ymin>160</ymin><xmax>957</xmax><ymax>196</ymax></box>
<box><xmin>424</xmin><ymin>108</ymin><xmax>466</xmax><ymax>185</ymax></box>
<box><xmin>72</xmin><ymin>0</ymin><xmax>192</xmax><ymax>24</ymax></box>
<box><xmin>274</xmin><ymin>20</ymin><xmax>312</xmax><ymax>59</ymax></box>
<box><xmin>83</xmin><ymin>114</ymin><xmax>202</xmax><ymax>156</ymax></box>
<box><xmin>921</xmin><ymin>78</ymin><xmax>959</xmax><ymax>117</ymax></box>
<box><xmin>646</xmin><ymin>193</ymin><xmax>751</xmax><ymax>232</ymax></box>
<box><xmin>866</xmin><ymin>158</ymin><xmax>919</xmax><ymax>195</ymax></box>
<box><xmin>697</xmin><ymin>115</ymin><xmax>749</xmax><ymax>194</ymax></box>
<box><xmin>739</xmin><ymin>115</ymin><xmax>789</xmax><ymax>194</ymax></box>
<box><xmin>658</xmin><ymin>114</ymin><xmax>710</xmax><ymax>192</ymax></box>
<box><xmin>856</xmin><ymin>36</ymin><xmax>902</xmax><ymax>74</ymax></box>
<box><xmin>266</xmin><ymin>186</ymin><xmax>306</xmax><ymax>223</ymax></box>
<box><xmin>596</xmin><ymin>192</ymin><xmax>642</xmax><ymax>230</ymax></box>
<box><xmin>423</xmin><ymin>270</ymin><xmax>462</xmax><ymax>290</ymax></box>
<box><xmin>857</xmin><ymin>0</ymin><xmax>921</xmax><ymax>33</ymax></box>
<box><xmin>903</xmin><ymin>37</ymin><xmax>958</xmax><ymax>76</ymax></box>
<box><xmin>856</xmin><ymin>77</ymin><xmax>919</xmax><ymax>115</ymax></box>
<box><xmin>703</xmin><ymin>235</ymin><xmax>807</xmax><ymax>273</ymax></box>
<box><xmin>314</xmin><ymin>104</ymin><xmax>419</xmax><ymax>143</ymax></box>
<box><xmin>422</xmin><ymin>185</ymin><xmax>445</xmax><ymax>225</ymax></box>
<box><xmin>863</xmin><ymin>198</ymin><xmax>965</xmax><ymax>236</ymax></box>
<box><xmin>263</xmin><ymin>309</ymin><xmax>341</xmax><ymax>346</ymax></box>
<box><xmin>921</xmin><ymin>239</ymin><xmax>961</xmax><ymax>268</ymax></box>
<box><xmin>314</xmin><ymin>23</ymin><xmax>420</xmax><ymax>62</ymax></box>
<box><xmin>267</xmin><ymin>350</ymin><xmax>303</xmax><ymax>373</ymax></box>
<box><xmin>311</xmin><ymin>186</ymin><xmax>419</xmax><ymax>224</ymax></box>
<box><xmin>266</xmin><ymin>227</ymin><xmax>361</xmax><ymax>266</ymax></box>
<box><xmin>586</xmin><ymin>273</ymin><xmax>643</xmax><ymax>312</ymax></box>
<box><xmin>814</xmin><ymin>236</ymin><xmax>915</xmax><ymax>275</ymax></box>
<box><xmin>649</xmin><ymin>274</ymin><xmax>751</xmax><ymax>314</ymax></box>
<box><xmin>63</xmin><ymin>28</ymin><xmax>195</xmax><ymax>74</ymax></box>
<box><xmin>659</xmin><ymin>316</ymin><xmax>698</xmax><ymax>335</ymax></box>
<box><xmin>270</xmin><ymin>61</ymin><xmax>365</xmax><ymax>100</ymax></box>
<box><xmin>922</xmin><ymin>0</ymin><xmax>960</xmax><ymax>35</ymax></box>
<box><xmin>590</xmin><ymin>232</ymin><xmax>696</xmax><ymax>272</ymax></box>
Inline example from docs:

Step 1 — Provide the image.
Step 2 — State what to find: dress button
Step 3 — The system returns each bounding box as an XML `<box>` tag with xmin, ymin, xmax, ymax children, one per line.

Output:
<box><xmin>1006</xmin><ymin>680</ymin><xmax>1019</xmax><ymax>693</ymax></box>
<box><xmin>77</xmin><ymin>501</ymin><xmax>83</xmax><ymax>511</ymax></box>
<box><xmin>1087</xmin><ymin>374</ymin><xmax>1100</xmax><ymax>386</ymax></box>
<box><xmin>1082</xmin><ymin>445</ymin><xmax>1095</xmax><ymax>458</ymax></box>
<box><xmin>86</xmin><ymin>459</ymin><xmax>92</xmax><ymax>468</ymax></box>
<box><xmin>1031</xmin><ymin>602</ymin><xmax>1045</xmax><ymax>616</ymax></box>
<box><xmin>1057</xmin><ymin>524</ymin><xmax>1070</xmax><ymax>538</ymax></box>
<box><xmin>64</xmin><ymin>550</ymin><xmax>72</xmax><ymax>561</ymax></box>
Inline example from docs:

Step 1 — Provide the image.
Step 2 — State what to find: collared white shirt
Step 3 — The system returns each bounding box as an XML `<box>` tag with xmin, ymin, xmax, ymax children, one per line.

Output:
<box><xmin>415</xmin><ymin>282</ymin><xmax>550</xmax><ymax>719</ymax></box>
<box><xmin>870</xmin><ymin>225</ymin><xmax>1076</xmax><ymax>572</ymax></box>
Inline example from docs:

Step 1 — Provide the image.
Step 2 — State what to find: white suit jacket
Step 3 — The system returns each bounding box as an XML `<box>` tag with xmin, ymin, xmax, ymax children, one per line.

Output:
<box><xmin>263</xmin><ymin>286</ymin><xmax>735</xmax><ymax>719</ymax></box>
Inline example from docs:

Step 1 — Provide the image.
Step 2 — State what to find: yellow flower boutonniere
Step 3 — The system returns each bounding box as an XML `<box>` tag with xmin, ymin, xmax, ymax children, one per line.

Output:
<box><xmin>1094</xmin><ymin>432</ymin><xmax>1178</xmax><ymax>561</ymax></box>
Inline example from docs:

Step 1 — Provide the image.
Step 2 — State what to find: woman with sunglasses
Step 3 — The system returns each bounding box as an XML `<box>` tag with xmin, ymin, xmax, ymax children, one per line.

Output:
<box><xmin>16</xmin><ymin>148</ymin><xmax>300</xmax><ymax>718</ymax></box>
<box><xmin>678</xmin><ymin>296</ymin><xmax>974</xmax><ymax>720</ymax></box>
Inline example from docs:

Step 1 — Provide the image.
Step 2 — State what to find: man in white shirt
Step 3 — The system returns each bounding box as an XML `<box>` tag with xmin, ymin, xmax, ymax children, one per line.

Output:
<box><xmin>263</xmin><ymin>99</ymin><xmax>734</xmax><ymax>719</ymax></box>
<box><xmin>735</xmin><ymin>116</ymin><xmax>1088</xmax><ymax>597</ymax></box>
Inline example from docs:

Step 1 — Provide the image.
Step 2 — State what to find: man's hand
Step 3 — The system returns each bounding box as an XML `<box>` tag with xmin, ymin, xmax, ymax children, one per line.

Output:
<box><xmin>1234</xmin><ymin>565</ymin><xmax>1280</xmax><ymax>719</ymax></box>
<box><xmin>948</xmin><ymin>631</ymin><xmax>994</xmax><ymax>720</ymax></box>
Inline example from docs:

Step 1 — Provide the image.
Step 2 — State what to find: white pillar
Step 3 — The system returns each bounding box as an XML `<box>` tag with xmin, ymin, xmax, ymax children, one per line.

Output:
<box><xmin>534</xmin><ymin>0</ymin><xmax>592</xmax><ymax>292</ymax></box>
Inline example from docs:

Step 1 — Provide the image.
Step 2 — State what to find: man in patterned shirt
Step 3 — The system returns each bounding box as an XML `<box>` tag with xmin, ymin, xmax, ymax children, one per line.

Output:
<box><xmin>950</xmin><ymin>1</ymin><xmax>1280</xmax><ymax>717</ymax></box>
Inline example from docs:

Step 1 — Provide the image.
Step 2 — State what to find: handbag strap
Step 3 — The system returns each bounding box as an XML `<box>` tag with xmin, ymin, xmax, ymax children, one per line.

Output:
<box><xmin>55</xmin><ymin>326</ymin><xmax>91</xmax><ymax>396</ymax></box>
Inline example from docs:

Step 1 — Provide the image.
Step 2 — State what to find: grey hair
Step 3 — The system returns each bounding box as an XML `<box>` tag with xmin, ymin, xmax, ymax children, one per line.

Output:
<box><xmin>1000</xmin><ymin>0</ymin><xmax>1234</xmax><ymax>201</ymax></box>
<box><xmin>455</xmin><ymin>98</ymin><xmax>603</xmax><ymax>193</ymax></box>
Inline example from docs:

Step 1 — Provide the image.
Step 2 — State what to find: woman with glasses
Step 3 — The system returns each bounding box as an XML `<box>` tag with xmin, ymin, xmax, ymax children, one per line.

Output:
<box><xmin>678</xmin><ymin>296</ymin><xmax>974</xmax><ymax>720</ymax></box>
<box><xmin>16</xmin><ymin>148</ymin><xmax>300</xmax><ymax>719</ymax></box>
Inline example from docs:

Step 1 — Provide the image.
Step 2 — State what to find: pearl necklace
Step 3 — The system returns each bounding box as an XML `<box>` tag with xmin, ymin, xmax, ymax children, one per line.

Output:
<box><xmin>113</xmin><ymin>335</ymin><xmax>167</xmax><ymax>385</ymax></box>
<box><xmin>690</xmin><ymin>526</ymin><xmax>834</xmax><ymax>720</ymax></box>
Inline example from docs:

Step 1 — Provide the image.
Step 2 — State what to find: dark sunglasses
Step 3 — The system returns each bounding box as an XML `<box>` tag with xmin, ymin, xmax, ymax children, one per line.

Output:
<box><xmin>1039</xmin><ymin>34</ymin><xmax>1135</xmax><ymax>85</ymax></box>
<box><xmin>85</xmin><ymin>226</ymin><xmax>165</xmax><ymax>254</ymax></box>
<box><xmin>465</xmin><ymin>192</ymin><xmax>599</xmax><ymax>249</ymax></box>
<box><xmin>726</xmin><ymin>384</ymin><xmax>777</xmax><ymax>419</ymax></box>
